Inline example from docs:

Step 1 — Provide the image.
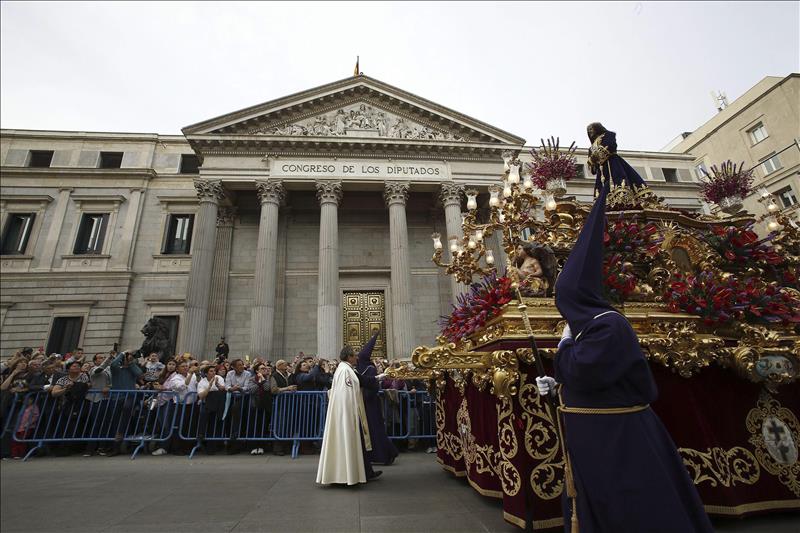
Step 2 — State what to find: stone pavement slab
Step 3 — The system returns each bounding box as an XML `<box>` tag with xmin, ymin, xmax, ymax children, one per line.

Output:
<box><xmin>1</xmin><ymin>453</ymin><xmax>797</xmax><ymax>532</ymax></box>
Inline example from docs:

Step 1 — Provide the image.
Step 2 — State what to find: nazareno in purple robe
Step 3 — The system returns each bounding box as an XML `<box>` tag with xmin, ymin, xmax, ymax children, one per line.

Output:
<box><xmin>552</xmin><ymin>181</ymin><xmax>712</xmax><ymax>533</ymax></box>
<box><xmin>590</xmin><ymin>130</ymin><xmax>646</xmax><ymax>193</ymax></box>
<box><xmin>356</xmin><ymin>332</ymin><xmax>398</xmax><ymax>466</ymax></box>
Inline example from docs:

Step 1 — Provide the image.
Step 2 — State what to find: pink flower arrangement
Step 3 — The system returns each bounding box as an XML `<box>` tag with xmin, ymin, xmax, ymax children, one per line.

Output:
<box><xmin>698</xmin><ymin>160</ymin><xmax>754</xmax><ymax>205</ymax></box>
<box><xmin>525</xmin><ymin>137</ymin><xmax>578</xmax><ymax>190</ymax></box>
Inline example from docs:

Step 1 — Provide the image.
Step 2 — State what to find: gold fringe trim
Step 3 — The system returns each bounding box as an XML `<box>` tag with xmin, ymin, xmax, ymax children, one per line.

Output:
<box><xmin>705</xmin><ymin>499</ymin><xmax>800</xmax><ymax>515</ymax></box>
<box><xmin>559</xmin><ymin>404</ymin><xmax>649</xmax><ymax>415</ymax></box>
<box><xmin>503</xmin><ymin>512</ymin><xmax>564</xmax><ymax>530</ymax></box>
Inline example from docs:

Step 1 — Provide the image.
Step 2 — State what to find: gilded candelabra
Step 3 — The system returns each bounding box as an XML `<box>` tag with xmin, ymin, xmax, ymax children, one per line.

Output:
<box><xmin>431</xmin><ymin>150</ymin><xmax>550</xmax><ymax>284</ymax></box>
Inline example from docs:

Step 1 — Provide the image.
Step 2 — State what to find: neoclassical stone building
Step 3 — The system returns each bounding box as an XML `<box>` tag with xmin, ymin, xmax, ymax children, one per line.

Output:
<box><xmin>0</xmin><ymin>75</ymin><xmax>704</xmax><ymax>360</ymax></box>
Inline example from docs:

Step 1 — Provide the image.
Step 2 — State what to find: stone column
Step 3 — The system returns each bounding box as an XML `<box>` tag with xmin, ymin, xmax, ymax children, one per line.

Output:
<box><xmin>182</xmin><ymin>179</ymin><xmax>225</xmax><ymax>358</ymax></box>
<box><xmin>439</xmin><ymin>182</ymin><xmax>468</xmax><ymax>301</ymax></box>
<box><xmin>206</xmin><ymin>207</ymin><xmax>236</xmax><ymax>350</ymax></box>
<box><xmin>385</xmin><ymin>181</ymin><xmax>415</xmax><ymax>359</ymax></box>
<box><xmin>315</xmin><ymin>181</ymin><xmax>342</xmax><ymax>359</ymax></box>
<box><xmin>110</xmin><ymin>188</ymin><xmax>144</xmax><ymax>270</ymax></box>
<box><xmin>250</xmin><ymin>180</ymin><xmax>285</xmax><ymax>358</ymax></box>
<box><xmin>34</xmin><ymin>187</ymin><xmax>72</xmax><ymax>271</ymax></box>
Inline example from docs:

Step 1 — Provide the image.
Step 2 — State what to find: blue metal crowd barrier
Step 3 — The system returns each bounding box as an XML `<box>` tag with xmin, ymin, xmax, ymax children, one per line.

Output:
<box><xmin>272</xmin><ymin>391</ymin><xmax>328</xmax><ymax>458</ymax></box>
<box><xmin>11</xmin><ymin>389</ymin><xmax>177</xmax><ymax>461</ymax></box>
<box><xmin>178</xmin><ymin>391</ymin><xmax>276</xmax><ymax>459</ymax></box>
<box><xmin>2</xmin><ymin>391</ymin><xmax>22</xmax><ymax>434</ymax></box>
<box><xmin>5</xmin><ymin>387</ymin><xmax>437</xmax><ymax>461</ymax></box>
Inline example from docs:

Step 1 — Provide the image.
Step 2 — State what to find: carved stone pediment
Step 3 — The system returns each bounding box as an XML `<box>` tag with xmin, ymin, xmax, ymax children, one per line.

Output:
<box><xmin>251</xmin><ymin>101</ymin><xmax>467</xmax><ymax>142</ymax></box>
<box><xmin>182</xmin><ymin>75</ymin><xmax>525</xmax><ymax>146</ymax></box>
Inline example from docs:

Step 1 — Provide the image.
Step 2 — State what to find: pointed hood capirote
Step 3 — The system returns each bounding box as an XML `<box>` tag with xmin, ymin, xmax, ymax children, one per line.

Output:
<box><xmin>356</xmin><ymin>331</ymin><xmax>380</xmax><ymax>373</ymax></box>
<box><xmin>555</xmin><ymin>182</ymin><xmax>616</xmax><ymax>336</ymax></box>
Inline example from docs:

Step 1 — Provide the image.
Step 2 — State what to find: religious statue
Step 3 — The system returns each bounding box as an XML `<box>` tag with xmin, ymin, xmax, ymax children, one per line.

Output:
<box><xmin>587</xmin><ymin>122</ymin><xmax>646</xmax><ymax>193</ymax></box>
<box><xmin>509</xmin><ymin>242</ymin><xmax>558</xmax><ymax>297</ymax></box>
<box><xmin>334</xmin><ymin>110</ymin><xmax>346</xmax><ymax>135</ymax></box>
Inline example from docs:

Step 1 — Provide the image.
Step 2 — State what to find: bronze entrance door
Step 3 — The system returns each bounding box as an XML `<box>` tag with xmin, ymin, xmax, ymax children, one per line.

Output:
<box><xmin>343</xmin><ymin>291</ymin><xmax>387</xmax><ymax>360</ymax></box>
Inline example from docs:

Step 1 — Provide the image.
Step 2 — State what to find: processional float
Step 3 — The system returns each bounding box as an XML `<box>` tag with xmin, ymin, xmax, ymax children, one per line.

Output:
<box><xmin>387</xmin><ymin>142</ymin><xmax>800</xmax><ymax>530</ymax></box>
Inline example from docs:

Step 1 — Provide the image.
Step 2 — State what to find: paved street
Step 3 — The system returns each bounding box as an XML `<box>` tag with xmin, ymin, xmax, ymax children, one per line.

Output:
<box><xmin>1</xmin><ymin>452</ymin><xmax>796</xmax><ymax>532</ymax></box>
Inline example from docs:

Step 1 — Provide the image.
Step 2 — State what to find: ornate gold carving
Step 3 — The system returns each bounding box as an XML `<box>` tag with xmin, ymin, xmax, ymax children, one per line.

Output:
<box><xmin>745</xmin><ymin>391</ymin><xmax>800</xmax><ymax>497</ymax></box>
<box><xmin>489</xmin><ymin>350</ymin><xmax>519</xmax><ymax>400</ymax></box>
<box><xmin>640</xmin><ymin>321</ymin><xmax>725</xmax><ymax>378</ymax></box>
<box><xmin>496</xmin><ymin>397</ymin><xmax>521</xmax><ymax>496</ymax></box>
<box><xmin>519</xmin><ymin>372</ymin><xmax>564</xmax><ymax>500</ymax></box>
<box><xmin>342</xmin><ymin>291</ymin><xmax>387</xmax><ymax>360</ymax></box>
<box><xmin>678</xmin><ymin>447</ymin><xmax>760</xmax><ymax>487</ymax></box>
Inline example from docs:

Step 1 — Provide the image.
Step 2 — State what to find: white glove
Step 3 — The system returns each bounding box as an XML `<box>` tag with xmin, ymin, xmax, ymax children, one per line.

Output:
<box><xmin>535</xmin><ymin>376</ymin><xmax>557</xmax><ymax>396</ymax></box>
<box><xmin>375</xmin><ymin>373</ymin><xmax>387</xmax><ymax>380</ymax></box>
<box><xmin>558</xmin><ymin>323</ymin><xmax>573</xmax><ymax>349</ymax></box>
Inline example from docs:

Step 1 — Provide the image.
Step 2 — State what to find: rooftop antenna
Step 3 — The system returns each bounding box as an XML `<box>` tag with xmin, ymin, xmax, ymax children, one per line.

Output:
<box><xmin>710</xmin><ymin>90</ymin><xmax>729</xmax><ymax>112</ymax></box>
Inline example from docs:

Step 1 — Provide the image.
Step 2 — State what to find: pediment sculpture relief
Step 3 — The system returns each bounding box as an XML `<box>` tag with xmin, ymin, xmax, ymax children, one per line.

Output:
<box><xmin>253</xmin><ymin>103</ymin><xmax>466</xmax><ymax>141</ymax></box>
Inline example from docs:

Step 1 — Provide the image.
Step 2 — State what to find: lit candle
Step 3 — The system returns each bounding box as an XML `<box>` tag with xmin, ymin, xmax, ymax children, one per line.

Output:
<box><xmin>523</xmin><ymin>175</ymin><xmax>533</xmax><ymax>189</ymax></box>
<box><xmin>485</xmin><ymin>250</ymin><xmax>494</xmax><ymax>265</ymax></box>
<box><xmin>449</xmin><ymin>237</ymin><xmax>459</xmax><ymax>253</ymax></box>
<box><xmin>466</xmin><ymin>189</ymin><xmax>478</xmax><ymax>211</ymax></box>
<box><xmin>507</xmin><ymin>162</ymin><xmax>520</xmax><ymax>185</ymax></box>
<box><xmin>767</xmin><ymin>201</ymin><xmax>778</xmax><ymax>212</ymax></box>
<box><xmin>546</xmin><ymin>197</ymin><xmax>557</xmax><ymax>210</ymax></box>
<box><xmin>489</xmin><ymin>189</ymin><xmax>500</xmax><ymax>207</ymax></box>
<box><xmin>475</xmin><ymin>229</ymin><xmax>484</xmax><ymax>242</ymax></box>
<box><xmin>503</xmin><ymin>185</ymin><xmax>512</xmax><ymax>198</ymax></box>
<box><xmin>767</xmin><ymin>220</ymin><xmax>779</xmax><ymax>231</ymax></box>
<box><xmin>468</xmin><ymin>239</ymin><xmax>477</xmax><ymax>249</ymax></box>
<box><xmin>431</xmin><ymin>232</ymin><xmax>442</xmax><ymax>250</ymax></box>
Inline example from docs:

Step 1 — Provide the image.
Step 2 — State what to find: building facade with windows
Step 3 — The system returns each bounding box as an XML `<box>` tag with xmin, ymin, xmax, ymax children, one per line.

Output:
<box><xmin>669</xmin><ymin>73</ymin><xmax>800</xmax><ymax>225</ymax></box>
<box><xmin>1</xmin><ymin>75</ymin><xmax>704</xmax><ymax>360</ymax></box>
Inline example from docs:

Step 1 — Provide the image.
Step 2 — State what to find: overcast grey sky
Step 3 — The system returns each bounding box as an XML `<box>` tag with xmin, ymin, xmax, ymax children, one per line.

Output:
<box><xmin>1</xmin><ymin>1</ymin><xmax>798</xmax><ymax>151</ymax></box>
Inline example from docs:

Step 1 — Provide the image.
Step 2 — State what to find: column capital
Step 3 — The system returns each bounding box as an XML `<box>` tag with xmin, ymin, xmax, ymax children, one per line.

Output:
<box><xmin>384</xmin><ymin>181</ymin><xmax>410</xmax><ymax>207</ymax></box>
<box><xmin>315</xmin><ymin>180</ymin><xmax>342</xmax><ymax>206</ymax></box>
<box><xmin>439</xmin><ymin>182</ymin><xmax>464</xmax><ymax>208</ymax></box>
<box><xmin>216</xmin><ymin>206</ymin><xmax>238</xmax><ymax>227</ymax></box>
<box><xmin>193</xmin><ymin>179</ymin><xmax>226</xmax><ymax>204</ymax></box>
<box><xmin>255</xmin><ymin>179</ymin><xmax>286</xmax><ymax>206</ymax></box>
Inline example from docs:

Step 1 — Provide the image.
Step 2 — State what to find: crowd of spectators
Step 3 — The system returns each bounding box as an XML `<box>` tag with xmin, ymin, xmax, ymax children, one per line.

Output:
<box><xmin>0</xmin><ymin>345</ymin><xmax>436</xmax><ymax>460</ymax></box>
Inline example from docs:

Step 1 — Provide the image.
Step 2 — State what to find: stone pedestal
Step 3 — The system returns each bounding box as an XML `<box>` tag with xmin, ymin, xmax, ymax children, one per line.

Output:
<box><xmin>385</xmin><ymin>181</ymin><xmax>415</xmax><ymax>359</ymax></box>
<box><xmin>316</xmin><ymin>181</ymin><xmax>342</xmax><ymax>359</ymax></box>
<box><xmin>250</xmin><ymin>180</ymin><xmax>285</xmax><ymax>358</ymax></box>
<box><xmin>440</xmin><ymin>182</ymin><xmax>468</xmax><ymax>301</ymax></box>
<box><xmin>182</xmin><ymin>179</ymin><xmax>225</xmax><ymax>358</ymax></box>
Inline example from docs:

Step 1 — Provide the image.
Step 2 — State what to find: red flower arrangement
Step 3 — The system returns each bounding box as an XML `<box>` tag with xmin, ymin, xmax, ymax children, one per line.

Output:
<box><xmin>602</xmin><ymin>254</ymin><xmax>637</xmax><ymax>304</ymax></box>
<box><xmin>706</xmin><ymin>222</ymin><xmax>782</xmax><ymax>267</ymax></box>
<box><xmin>604</xmin><ymin>217</ymin><xmax>663</xmax><ymax>261</ymax></box>
<box><xmin>665</xmin><ymin>269</ymin><xmax>800</xmax><ymax>325</ymax></box>
<box><xmin>698</xmin><ymin>160</ymin><xmax>754</xmax><ymax>205</ymax></box>
<box><xmin>439</xmin><ymin>272</ymin><xmax>514</xmax><ymax>343</ymax></box>
<box><xmin>525</xmin><ymin>137</ymin><xmax>578</xmax><ymax>190</ymax></box>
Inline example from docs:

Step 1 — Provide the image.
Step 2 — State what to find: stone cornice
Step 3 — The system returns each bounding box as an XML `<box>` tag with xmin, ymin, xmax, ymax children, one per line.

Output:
<box><xmin>384</xmin><ymin>181</ymin><xmax>410</xmax><ymax>206</ymax></box>
<box><xmin>0</xmin><ymin>167</ymin><xmax>157</xmax><ymax>180</ymax></box>
<box><xmin>315</xmin><ymin>180</ymin><xmax>342</xmax><ymax>206</ymax></box>
<box><xmin>254</xmin><ymin>180</ymin><xmax>286</xmax><ymax>206</ymax></box>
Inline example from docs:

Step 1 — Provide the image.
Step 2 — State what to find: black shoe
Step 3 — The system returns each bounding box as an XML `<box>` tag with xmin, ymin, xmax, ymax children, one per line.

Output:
<box><xmin>368</xmin><ymin>470</ymin><xmax>383</xmax><ymax>481</ymax></box>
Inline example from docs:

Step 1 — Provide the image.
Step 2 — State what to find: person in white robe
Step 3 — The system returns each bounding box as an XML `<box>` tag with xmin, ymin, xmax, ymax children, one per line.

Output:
<box><xmin>316</xmin><ymin>346</ymin><xmax>382</xmax><ymax>485</ymax></box>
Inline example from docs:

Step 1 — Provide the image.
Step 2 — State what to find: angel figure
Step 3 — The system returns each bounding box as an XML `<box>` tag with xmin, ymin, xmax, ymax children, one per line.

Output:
<box><xmin>509</xmin><ymin>242</ymin><xmax>558</xmax><ymax>297</ymax></box>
